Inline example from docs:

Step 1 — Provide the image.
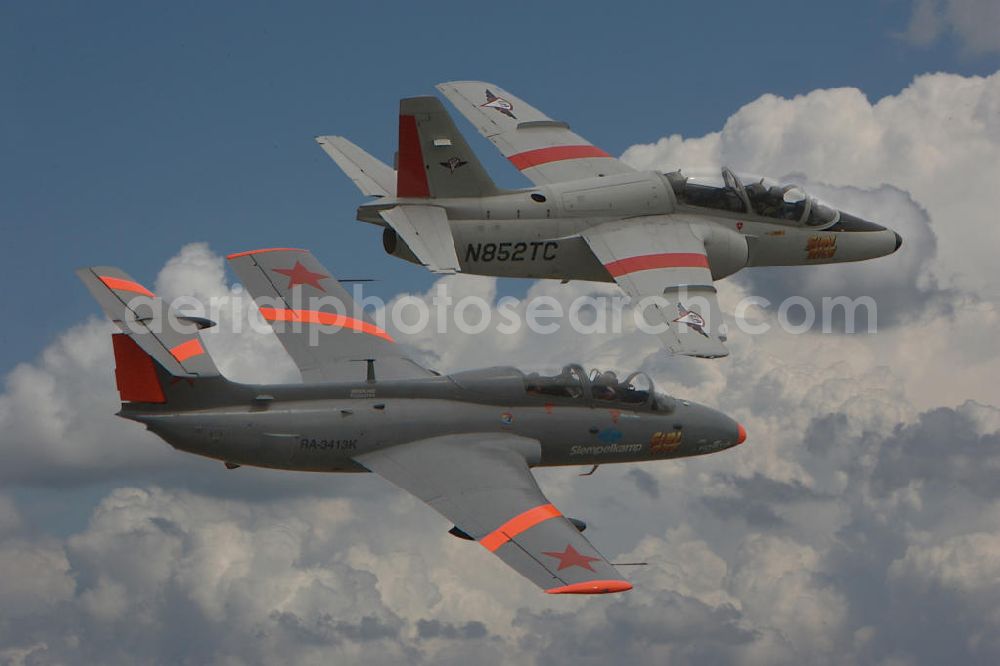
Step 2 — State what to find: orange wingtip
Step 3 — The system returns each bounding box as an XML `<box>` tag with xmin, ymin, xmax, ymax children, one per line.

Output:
<box><xmin>737</xmin><ymin>423</ymin><xmax>747</xmax><ymax>445</ymax></box>
<box><xmin>226</xmin><ymin>247</ymin><xmax>307</xmax><ymax>260</ymax></box>
<box><xmin>545</xmin><ymin>580</ymin><xmax>633</xmax><ymax>595</ymax></box>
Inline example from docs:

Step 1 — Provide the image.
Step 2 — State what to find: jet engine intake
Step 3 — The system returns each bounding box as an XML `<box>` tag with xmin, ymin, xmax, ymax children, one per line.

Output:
<box><xmin>699</xmin><ymin>223</ymin><xmax>749</xmax><ymax>280</ymax></box>
<box><xmin>382</xmin><ymin>227</ymin><xmax>421</xmax><ymax>266</ymax></box>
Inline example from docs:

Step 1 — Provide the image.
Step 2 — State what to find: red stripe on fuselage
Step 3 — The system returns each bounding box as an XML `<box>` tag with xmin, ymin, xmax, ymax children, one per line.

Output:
<box><xmin>508</xmin><ymin>145</ymin><xmax>611</xmax><ymax>170</ymax></box>
<box><xmin>604</xmin><ymin>252</ymin><xmax>709</xmax><ymax>277</ymax></box>
<box><xmin>258</xmin><ymin>307</ymin><xmax>395</xmax><ymax>343</ymax></box>
<box><xmin>397</xmin><ymin>115</ymin><xmax>430</xmax><ymax>198</ymax></box>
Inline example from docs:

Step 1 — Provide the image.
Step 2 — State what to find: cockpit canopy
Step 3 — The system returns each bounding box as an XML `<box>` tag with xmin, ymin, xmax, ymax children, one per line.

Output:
<box><xmin>523</xmin><ymin>364</ymin><xmax>675</xmax><ymax>411</ymax></box>
<box><xmin>665</xmin><ymin>167</ymin><xmax>840</xmax><ymax>228</ymax></box>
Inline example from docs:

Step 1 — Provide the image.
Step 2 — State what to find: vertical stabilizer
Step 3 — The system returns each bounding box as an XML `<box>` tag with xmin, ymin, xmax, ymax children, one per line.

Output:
<box><xmin>397</xmin><ymin>96</ymin><xmax>500</xmax><ymax>199</ymax></box>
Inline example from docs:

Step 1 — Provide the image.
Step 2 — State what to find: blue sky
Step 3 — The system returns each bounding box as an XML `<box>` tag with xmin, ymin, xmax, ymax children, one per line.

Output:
<box><xmin>3</xmin><ymin>0</ymin><xmax>999</xmax><ymax>374</ymax></box>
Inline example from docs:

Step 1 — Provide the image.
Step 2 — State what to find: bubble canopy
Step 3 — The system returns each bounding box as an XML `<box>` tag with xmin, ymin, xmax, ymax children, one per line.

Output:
<box><xmin>522</xmin><ymin>364</ymin><xmax>675</xmax><ymax>411</ymax></box>
<box><xmin>664</xmin><ymin>167</ymin><xmax>845</xmax><ymax>228</ymax></box>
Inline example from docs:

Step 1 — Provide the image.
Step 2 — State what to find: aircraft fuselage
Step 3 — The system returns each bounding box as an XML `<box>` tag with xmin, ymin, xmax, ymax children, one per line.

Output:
<box><xmin>358</xmin><ymin>170</ymin><xmax>900</xmax><ymax>281</ymax></box>
<box><xmin>125</xmin><ymin>367</ymin><xmax>742</xmax><ymax>474</ymax></box>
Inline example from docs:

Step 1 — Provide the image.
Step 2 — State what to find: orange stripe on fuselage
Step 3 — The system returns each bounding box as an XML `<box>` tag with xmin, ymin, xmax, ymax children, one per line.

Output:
<box><xmin>170</xmin><ymin>338</ymin><xmax>205</xmax><ymax>362</ymax></box>
<box><xmin>99</xmin><ymin>276</ymin><xmax>154</xmax><ymax>297</ymax></box>
<box><xmin>479</xmin><ymin>503</ymin><xmax>562</xmax><ymax>552</ymax></box>
<box><xmin>508</xmin><ymin>145</ymin><xmax>611</xmax><ymax>170</ymax></box>
<box><xmin>604</xmin><ymin>252</ymin><xmax>709</xmax><ymax>277</ymax></box>
<box><xmin>258</xmin><ymin>307</ymin><xmax>395</xmax><ymax>343</ymax></box>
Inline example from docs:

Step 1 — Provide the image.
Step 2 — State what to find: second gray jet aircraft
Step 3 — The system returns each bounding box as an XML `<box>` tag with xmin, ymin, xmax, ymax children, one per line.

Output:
<box><xmin>79</xmin><ymin>248</ymin><xmax>745</xmax><ymax>595</ymax></box>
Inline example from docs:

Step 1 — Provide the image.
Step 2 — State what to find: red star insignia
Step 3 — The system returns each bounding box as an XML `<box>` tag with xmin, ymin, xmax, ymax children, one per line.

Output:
<box><xmin>542</xmin><ymin>544</ymin><xmax>600</xmax><ymax>571</ymax></box>
<box><xmin>272</xmin><ymin>261</ymin><xmax>328</xmax><ymax>292</ymax></box>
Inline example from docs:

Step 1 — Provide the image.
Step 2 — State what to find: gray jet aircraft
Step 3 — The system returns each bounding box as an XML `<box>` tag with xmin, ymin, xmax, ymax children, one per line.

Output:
<box><xmin>317</xmin><ymin>81</ymin><xmax>903</xmax><ymax>358</ymax></box>
<box><xmin>78</xmin><ymin>248</ymin><xmax>746</xmax><ymax>595</ymax></box>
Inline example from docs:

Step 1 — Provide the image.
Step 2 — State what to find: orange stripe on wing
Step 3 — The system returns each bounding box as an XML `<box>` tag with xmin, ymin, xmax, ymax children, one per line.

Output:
<box><xmin>99</xmin><ymin>276</ymin><xmax>154</xmax><ymax>297</ymax></box>
<box><xmin>258</xmin><ymin>307</ymin><xmax>395</xmax><ymax>343</ymax></box>
<box><xmin>170</xmin><ymin>339</ymin><xmax>205</xmax><ymax>362</ymax></box>
<box><xmin>508</xmin><ymin>145</ymin><xmax>611</xmax><ymax>170</ymax></box>
<box><xmin>479</xmin><ymin>503</ymin><xmax>562</xmax><ymax>552</ymax></box>
<box><xmin>604</xmin><ymin>252</ymin><xmax>709</xmax><ymax>277</ymax></box>
<box><xmin>226</xmin><ymin>248</ymin><xmax>306</xmax><ymax>260</ymax></box>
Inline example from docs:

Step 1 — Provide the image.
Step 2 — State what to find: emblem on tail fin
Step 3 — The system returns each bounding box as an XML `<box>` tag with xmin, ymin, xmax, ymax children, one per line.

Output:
<box><xmin>673</xmin><ymin>303</ymin><xmax>709</xmax><ymax>338</ymax></box>
<box><xmin>480</xmin><ymin>90</ymin><xmax>516</xmax><ymax>119</ymax></box>
<box><xmin>439</xmin><ymin>156</ymin><xmax>468</xmax><ymax>173</ymax></box>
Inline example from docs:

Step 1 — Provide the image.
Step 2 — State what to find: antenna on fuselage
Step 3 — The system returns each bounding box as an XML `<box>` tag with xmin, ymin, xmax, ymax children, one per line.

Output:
<box><xmin>350</xmin><ymin>358</ymin><xmax>378</xmax><ymax>383</ymax></box>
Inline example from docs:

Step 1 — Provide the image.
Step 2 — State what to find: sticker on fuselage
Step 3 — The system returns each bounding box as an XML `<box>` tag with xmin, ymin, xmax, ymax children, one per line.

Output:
<box><xmin>806</xmin><ymin>235</ymin><xmax>837</xmax><ymax>260</ymax></box>
<box><xmin>569</xmin><ymin>443</ymin><xmax>642</xmax><ymax>456</ymax></box>
<box><xmin>650</xmin><ymin>430</ymin><xmax>683</xmax><ymax>454</ymax></box>
<box><xmin>300</xmin><ymin>438</ymin><xmax>357</xmax><ymax>450</ymax></box>
<box><xmin>597</xmin><ymin>427</ymin><xmax>622</xmax><ymax>444</ymax></box>
<box><xmin>464</xmin><ymin>241</ymin><xmax>558</xmax><ymax>263</ymax></box>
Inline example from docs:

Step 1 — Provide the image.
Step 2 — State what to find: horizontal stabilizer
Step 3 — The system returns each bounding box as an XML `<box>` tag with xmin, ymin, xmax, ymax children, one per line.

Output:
<box><xmin>315</xmin><ymin>136</ymin><xmax>395</xmax><ymax>198</ymax></box>
<box><xmin>77</xmin><ymin>266</ymin><xmax>220</xmax><ymax>377</ymax></box>
<box><xmin>379</xmin><ymin>205</ymin><xmax>460</xmax><ymax>274</ymax></box>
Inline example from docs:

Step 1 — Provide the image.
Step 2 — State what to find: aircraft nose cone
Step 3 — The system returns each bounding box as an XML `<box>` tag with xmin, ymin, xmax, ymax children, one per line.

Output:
<box><xmin>737</xmin><ymin>422</ymin><xmax>747</xmax><ymax>445</ymax></box>
<box><xmin>893</xmin><ymin>231</ymin><xmax>903</xmax><ymax>253</ymax></box>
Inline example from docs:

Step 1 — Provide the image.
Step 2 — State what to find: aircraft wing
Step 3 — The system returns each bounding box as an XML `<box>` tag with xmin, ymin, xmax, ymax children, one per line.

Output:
<box><xmin>227</xmin><ymin>248</ymin><xmax>434</xmax><ymax>383</ymax></box>
<box><xmin>582</xmin><ymin>218</ymin><xmax>730</xmax><ymax>358</ymax></box>
<box><xmin>436</xmin><ymin>80</ymin><xmax>635</xmax><ymax>186</ymax></box>
<box><xmin>315</xmin><ymin>136</ymin><xmax>396</xmax><ymax>198</ymax></box>
<box><xmin>355</xmin><ymin>433</ymin><xmax>632</xmax><ymax>594</ymax></box>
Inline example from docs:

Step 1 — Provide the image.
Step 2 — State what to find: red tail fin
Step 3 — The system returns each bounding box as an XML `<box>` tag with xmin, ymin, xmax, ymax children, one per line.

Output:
<box><xmin>111</xmin><ymin>334</ymin><xmax>166</xmax><ymax>403</ymax></box>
